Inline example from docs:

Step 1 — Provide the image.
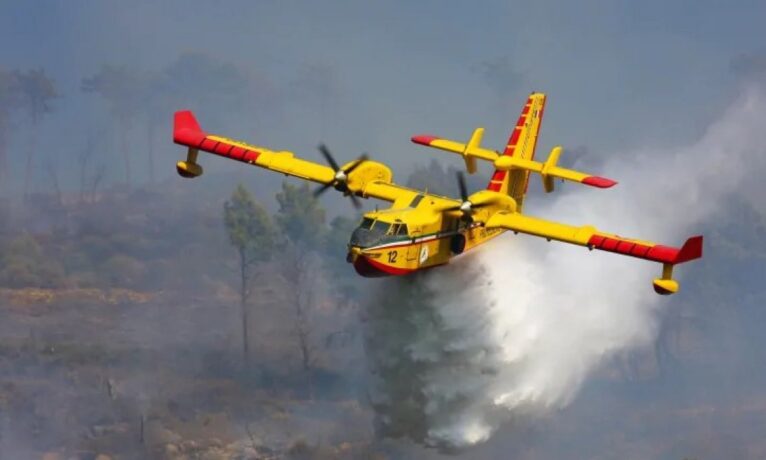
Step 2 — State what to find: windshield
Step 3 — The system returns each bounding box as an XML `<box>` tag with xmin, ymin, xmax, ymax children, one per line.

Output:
<box><xmin>388</xmin><ymin>223</ymin><xmax>409</xmax><ymax>236</ymax></box>
<box><xmin>350</xmin><ymin>218</ymin><xmax>409</xmax><ymax>248</ymax></box>
<box><xmin>360</xmin><ymin>217</ymin><xmax>375</xmax><ymax>230</ymax></box>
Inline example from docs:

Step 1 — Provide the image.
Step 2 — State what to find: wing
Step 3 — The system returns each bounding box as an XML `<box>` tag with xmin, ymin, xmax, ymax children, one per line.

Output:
<box><xmin>173</xmin><ymin>110</ymin><xmax>419</xmax><ymax>204</ymax></box>
<box><xmin>174</xmin><ymin>110</ymin><xmax>336</xmax><ymax>184</ymax></box>
<box><xmin>485</xmin><ymin>211</ymin><xmax>703</xmax><ymax>294</ymax></box>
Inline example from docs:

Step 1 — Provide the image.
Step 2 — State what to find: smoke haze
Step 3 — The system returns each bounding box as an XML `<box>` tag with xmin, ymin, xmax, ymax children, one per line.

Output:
<box><xmin>2</xmin><ymin>2</ymin><xmax>766</xmax><ymax>458</ymax></box>
<box><xmin>367</xmin><ymin>85</ymin><xmax>766</xmax><ymax>449</ymax></box>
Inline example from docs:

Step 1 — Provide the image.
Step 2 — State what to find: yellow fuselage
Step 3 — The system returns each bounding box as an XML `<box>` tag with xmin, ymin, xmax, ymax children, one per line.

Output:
<box><xmin>347</xmin><ymin>192</ymin><xmax>509</xmax><ymax>277</ymax></box>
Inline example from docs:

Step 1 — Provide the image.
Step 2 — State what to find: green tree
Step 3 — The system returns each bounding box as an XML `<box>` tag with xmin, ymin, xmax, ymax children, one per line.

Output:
<box><xmin>15</xmin><ymin>68</ymin><xmax>57</xmax><ymax>197</ymax></box>
<box><xmin>275</xmin><ymin>182</ymin><xmax>326</xmax><ymax>247</ymax></box>
<box><xmin>224</xmin><ymin>184</ymin><xmax>275</xmax><ymax>364</ymax></box>
<box><xmin>273</xmin><ymin>182</ymin><xmax>330</xmax><ymax>395</ymax></box>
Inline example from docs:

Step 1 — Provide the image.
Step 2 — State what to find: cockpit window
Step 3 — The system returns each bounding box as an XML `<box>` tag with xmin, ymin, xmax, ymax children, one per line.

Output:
<box><xmin>360</xmin><ymin>217</ymin><xmax>375</xmax><ymax>230</ymax></box>
<box><xmin>386</xmin><ymin>223</ymin><xmax>409</xmax><ymax>236</ymax></box>
<box><xmin>350</xmin><ymin>218</ymin><xmax>409</xmax><ymax>248</ymax></box>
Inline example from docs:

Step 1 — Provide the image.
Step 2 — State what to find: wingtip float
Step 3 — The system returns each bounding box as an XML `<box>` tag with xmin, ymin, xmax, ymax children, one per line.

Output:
<box><xmin>172</xmin><ymin>92</ymin><xmax>702</xmax><ymax>295</ymax></box>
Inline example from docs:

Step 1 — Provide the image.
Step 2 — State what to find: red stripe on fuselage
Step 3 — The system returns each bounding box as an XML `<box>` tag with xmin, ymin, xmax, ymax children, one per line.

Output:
<box><xmin>353</xmin><ymin>256</ymin><xmax>415</xmax><ymax>277</ymax></box>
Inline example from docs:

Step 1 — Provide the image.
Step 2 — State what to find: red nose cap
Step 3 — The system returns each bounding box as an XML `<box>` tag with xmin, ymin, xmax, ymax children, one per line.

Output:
<box><xmin>582</xmin><ymin>176</ymin><xmax>618</xmax><ymax>188</ymax></box>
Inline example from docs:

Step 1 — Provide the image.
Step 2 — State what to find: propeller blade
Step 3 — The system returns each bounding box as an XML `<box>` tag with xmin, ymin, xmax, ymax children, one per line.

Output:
<box><xmin>314</xmin><ymin>145</ymin><xmax>369</xmax><ymax>209</ymax></box>
<box><xmin>343</xmin><ymin>154</ymin><xmax>369</xmax><ymax>174</ymax></box>
<box><xmin>312</xmin><ymin>182</ymin><xmax>334</xmax><ymax>197</ymax></box>
<box><xmin>457</xmin><ymin>172</ymin><xmax>469</xmax><ymax>202</ymax></box>
<box><xmin>318</xmin><ymin>143</ymin><xmax>340</xmax><ymax>171</ymax></box>
<box><xmin>349</xmin><ymin>193</ymin><xmax>362</xmax><ymax>209</ymax></box>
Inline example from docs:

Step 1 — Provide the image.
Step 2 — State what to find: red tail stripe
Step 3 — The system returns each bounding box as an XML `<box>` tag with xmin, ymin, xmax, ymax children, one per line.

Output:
<box><xmin>506</xmin><ymin>130</ymin><xmax>521</xmax><ymax>153</ymax></box>
<box><xmin>522</xmin><ymin>103</ymin><xmax>545</xmax><ymax>194</ymax></box>
<box><xmin>487</xmin><ymin>95</ymin><xmax>536</xmax><ymax>190</ymax></box>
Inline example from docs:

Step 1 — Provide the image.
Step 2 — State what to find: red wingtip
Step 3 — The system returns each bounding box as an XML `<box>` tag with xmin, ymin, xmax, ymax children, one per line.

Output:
<box><xmin>173</xmin><ymin>110</ymin><xmax>206</xmax><ymax>145</ymax></box>
<box><xmin>411</xmin><ymin>135</ymin><xmax>439</xmax><ymax>146</ymax></box>
<box><xmin>675</xmin><ymin>235</ymin><xmax>703</xmax><ymax>263</ymax></box>
<box><xmin>582</xmin><ymin>176</ymin><xmax>618</xmax><ymax>188</ymax></box>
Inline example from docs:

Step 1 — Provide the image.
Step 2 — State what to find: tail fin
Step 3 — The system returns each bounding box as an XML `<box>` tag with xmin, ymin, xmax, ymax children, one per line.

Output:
<box><xmin>487</xmin><ymin>93</ymin><xmax>546</xmax><ymax>210</ymax></box>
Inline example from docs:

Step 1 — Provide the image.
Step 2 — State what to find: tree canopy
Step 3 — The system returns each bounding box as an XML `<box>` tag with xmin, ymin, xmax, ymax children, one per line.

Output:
<box><xmin>14</xmin><ymin>68</ymin><xmax>58</xmax><ymax>125</ymax></box>
<box><xmin>224</xmin><ymin>184</ymin><xmax>276</xmax><ymax>264</ymax></box>
<box><xmin>275</xmin><ymin>182</ymin><xmax>326</xmax><ymax>248</ymax></box>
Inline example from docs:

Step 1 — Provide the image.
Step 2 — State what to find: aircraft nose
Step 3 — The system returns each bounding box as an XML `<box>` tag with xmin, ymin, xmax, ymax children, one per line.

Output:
<box><xmin>347</xmin><ymin>246</ymin><xmax>362</xmax><ymax>263</ymax></box>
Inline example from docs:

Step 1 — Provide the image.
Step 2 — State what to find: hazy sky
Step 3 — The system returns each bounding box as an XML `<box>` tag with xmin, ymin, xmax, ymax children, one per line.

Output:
<box><xmin>1</xmin><ymin>0</ymin><xmax>764</xmax><ymax>188</ymax></box>
<box><xmin>2</xmin><ymin>3</ymin><xmax>766</xmax><ymax>457</ymax></box>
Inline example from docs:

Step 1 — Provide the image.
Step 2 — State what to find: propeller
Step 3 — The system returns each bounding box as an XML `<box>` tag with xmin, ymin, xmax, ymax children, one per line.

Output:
<box><xmin>313</xmin><ymin>143</ymin><xmax>368</xmax><ymax>209</ymax></box>
<box><xmin>440</xmin><ymin>172</ymin><xmax>496</xmax><ymax>222</ymax></box>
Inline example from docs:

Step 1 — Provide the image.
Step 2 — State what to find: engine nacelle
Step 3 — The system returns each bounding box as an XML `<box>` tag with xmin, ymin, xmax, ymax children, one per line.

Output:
<box><xmin>346</xmin><ymin>160</ymin><xmax>393</xmax><ymax>191</ymax></box>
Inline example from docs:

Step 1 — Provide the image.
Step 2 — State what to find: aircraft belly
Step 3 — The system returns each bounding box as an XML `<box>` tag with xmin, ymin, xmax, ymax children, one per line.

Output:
<box><xmin>354</xmin><ymin>236</ymin><xmax>453</xmax><ymax>277</ymax></box>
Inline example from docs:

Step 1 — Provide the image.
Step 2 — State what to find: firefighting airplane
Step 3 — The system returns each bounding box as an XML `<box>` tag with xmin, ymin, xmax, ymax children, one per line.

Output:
<box><xmin>173</xmin><ymin>92</ymin><xmax>702</xmax><ymax>295</ymax></box>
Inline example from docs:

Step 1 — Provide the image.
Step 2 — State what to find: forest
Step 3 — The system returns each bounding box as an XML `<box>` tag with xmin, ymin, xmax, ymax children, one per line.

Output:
<box><xmin>0</xmin><ymin>57</ymin><xmax>490</xmax><ymax>458</ymax></box>
<box><xmin>1</xmin><ymin>51</ymin><xmax>766</xmax><ymax>460</ymax></box>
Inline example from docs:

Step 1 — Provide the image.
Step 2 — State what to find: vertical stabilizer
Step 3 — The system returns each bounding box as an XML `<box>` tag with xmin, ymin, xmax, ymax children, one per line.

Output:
<box><xmin>486</xmin><ymin>93</ymin><xmax>546</xmax><ymax>210</ymax></box>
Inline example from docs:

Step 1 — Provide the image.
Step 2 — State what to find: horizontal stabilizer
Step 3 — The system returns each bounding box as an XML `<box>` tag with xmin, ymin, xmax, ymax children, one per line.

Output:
<box><xmin>411</xmin><ymin>131</ymin><xmax>499</xmax><ymax>165</ymax></box>
<box><xmin>411</xmin><ymin>133</ymin><xmax>616</xmax><ymax>191</ymax></box>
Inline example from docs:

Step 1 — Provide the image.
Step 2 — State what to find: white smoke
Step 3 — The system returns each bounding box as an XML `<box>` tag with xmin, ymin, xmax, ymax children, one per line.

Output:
<box><xmin>368</xmin><ymin>85</ymin><xmax>766</xmax><ymax>449</ymax></box>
